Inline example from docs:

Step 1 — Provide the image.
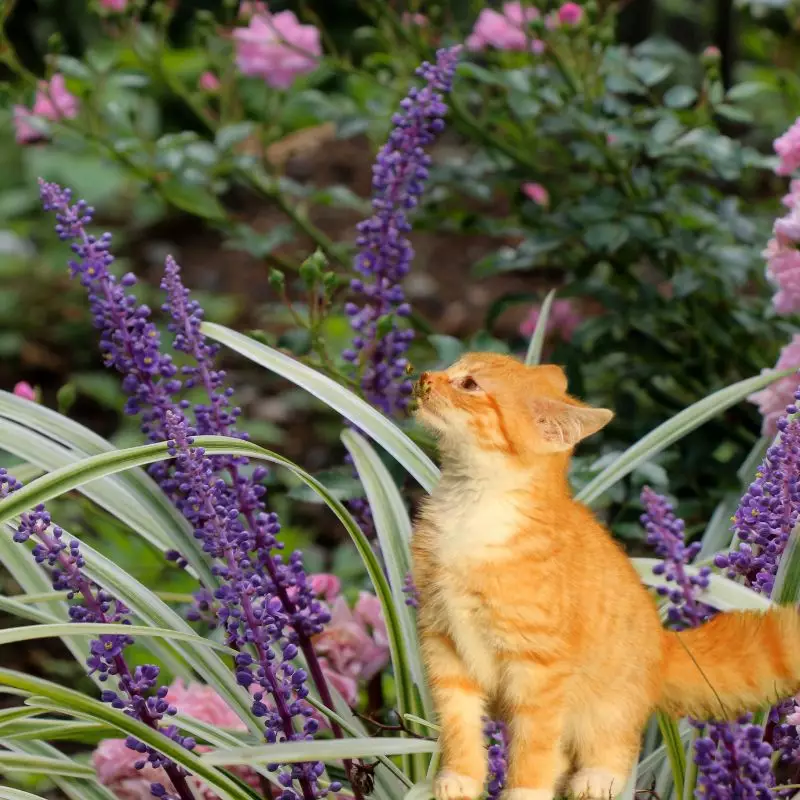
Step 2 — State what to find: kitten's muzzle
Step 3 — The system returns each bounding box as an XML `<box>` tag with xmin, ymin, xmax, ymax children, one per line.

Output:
<box><xmin>413</xmin><ymin>372</ymin><xmax>433</xmax><ymax>400</ymax></box>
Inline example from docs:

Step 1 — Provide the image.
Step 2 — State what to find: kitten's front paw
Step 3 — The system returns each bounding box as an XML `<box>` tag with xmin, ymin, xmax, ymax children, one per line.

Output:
<box><xmin>434</xmin><ymin>770</ymin><xmax>482</xmax><ymax>800</ymax></box>
<box><xmin>567</xmin><ymin>768</ymin><xmax>624</xmax><ymax>799</ymax></box>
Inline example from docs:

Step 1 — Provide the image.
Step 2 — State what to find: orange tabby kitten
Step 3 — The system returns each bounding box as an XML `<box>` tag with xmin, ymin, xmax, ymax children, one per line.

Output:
<box><xmin>410</xmin><ymin>352</ymin><xmax>800</xmax><ymax>800</ymax></box>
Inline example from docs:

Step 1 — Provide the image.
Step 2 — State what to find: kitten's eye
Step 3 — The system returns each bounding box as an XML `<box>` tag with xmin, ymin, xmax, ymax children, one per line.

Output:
<box><xmin>459</xmin><ymin>376</ymin><xmax>479</xmax><ymax>391</ymax></box>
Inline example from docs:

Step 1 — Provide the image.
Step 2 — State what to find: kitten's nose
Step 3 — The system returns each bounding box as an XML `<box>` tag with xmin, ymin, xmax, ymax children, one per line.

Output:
<box><xmin>414</xmin><ymin>372</ymin><xmax>431</xmax><ymax>398</ymax></box>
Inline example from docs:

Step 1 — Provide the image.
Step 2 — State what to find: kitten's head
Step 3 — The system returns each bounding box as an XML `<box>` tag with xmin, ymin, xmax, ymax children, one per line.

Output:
<box><xmin>412</xmin><ymin>352</ymin><xmax>612</xmax><ymax>460</ymax></box>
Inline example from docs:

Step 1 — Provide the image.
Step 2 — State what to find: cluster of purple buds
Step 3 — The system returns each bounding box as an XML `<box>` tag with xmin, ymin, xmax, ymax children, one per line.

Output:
<box><xmin>484</xmin><ymin>719</ymin><xmax>507</xmax><ymax>800</ymax></box>
<box><xmin>640</xmin><ymin>487</ymin><xmax>712</xmax><ymax>629</ymax></box>
<box><xmin>343</xmin><ymin>45</ymin><xmax>461</xmax><ymax>415</ymax></box>
<box><xmin>402</xmin><ymin>572</ymin><xmax>419</xmax><ymax>608</ymax></box>
<box><xmin>693</xmin><ymin>716</ymin><xmax>775</xmax><ymax>799</ymax></box>
<box><xmin>715</xmin><ymin>387</ymin><xmax>800</xmax><ymax>595</ymax></box>
<box><xmin>0</xmin><ymin>469</ymin><xmax>196</xmax><ymax>800</ymax></box>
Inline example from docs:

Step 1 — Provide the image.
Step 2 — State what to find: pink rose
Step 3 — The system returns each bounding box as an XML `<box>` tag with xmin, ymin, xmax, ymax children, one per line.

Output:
<box><xmin>238</xmin><ymin>0</ymin><xmax>267</xmax><ymax>17</ymax></box>
<box><xmin>92</xmin><ymin>680</ymin><xmax>259</xmax><ymax>800</ymax></box>
<box><xmin>313</xmin><ymin>596</ymin><xmax>390</xmax><ymax>685</ymax></box>
<box><xmin>783</xmin><ymin>180</ymin><xmax>800</xmax><ymax>209</ymax></box>
<box><xmin>198</xmin><ymin>71</ymin><xmax>221</xmax><ymax>92</ymax></box>
<box><xmin>401</xmin><ymin>12</ymin><xmax>428</xmax><ymax>26</ymax></box>
<box><xmin>99</xmin><ymin>0</ymin><xmax>129</xmax><ymax>10</ymax></box>
<box><xmin>12</xmin><ymin>382</ymin><xmax>36</xmax><ymax>401</ymax></box>
<box><xmin>466</xmin><ymin>2</ymin><xmax>543</xmax><ymax>52</ymax></box>
<box><xmin>775</xmin><ymin>117</ymin><xmax>800</xmax><ymax>177</ymax></box>
<box><xmin>520</xmin><ymin>298</ymin><xmax>583</xmax><ymax>342</ymax></box>
<box><xmin>309</xmin><ymin>573</ymin><xmax>342</xmax><ymax>603</ymax></box>
<box><xmin>749</xmin><ymin>333</ymin><xmax>800</xmax><ymax>437</ymax></box>
<box><xmin>557</xmin><ymin>2</ymin><xmax>584</xmax><ymax>25</ymax></box>
<box><xmin>14</xmin><ymin>74</ymin><xmax>79</xmax><ymax>145</ymax></box>
<box><xmin>233</xmin><ymin>9</ymin><xmax>321</xmax><ymax>89</ymax></box>
<box><xmin>522</xmin><ymin>182</ymin><xmax>549</xmax><ymax>207</ymax></box>
<box><xmin>354</xmin><ymin>592</ymin><xmax>389</xmax><ymax>650</ymax></box>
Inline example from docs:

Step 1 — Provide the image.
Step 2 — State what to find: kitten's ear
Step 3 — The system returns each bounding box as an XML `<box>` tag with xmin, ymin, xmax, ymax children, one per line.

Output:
<box><xmin>532</xmin><ymin>364</ymin><xmax>568</xmax><ymax>393</ymax></box>
<box><xmin>528</xmin><ymin>397</ymin><xmax>613</xmax><ymax>452</ymax></box>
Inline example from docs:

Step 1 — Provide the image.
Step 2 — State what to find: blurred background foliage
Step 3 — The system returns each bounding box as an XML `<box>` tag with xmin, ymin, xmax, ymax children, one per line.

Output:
<box><xmin>1</xmin><ymin>0</ymin><xmax>800</xmax><ymax>723</ymax></box>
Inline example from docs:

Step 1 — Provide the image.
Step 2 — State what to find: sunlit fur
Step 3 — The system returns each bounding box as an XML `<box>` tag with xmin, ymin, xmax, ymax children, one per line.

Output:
<box><xmin>410</xmin><ymin>353</ymin><xmax>800</xmax><ymax>800</ymax></box>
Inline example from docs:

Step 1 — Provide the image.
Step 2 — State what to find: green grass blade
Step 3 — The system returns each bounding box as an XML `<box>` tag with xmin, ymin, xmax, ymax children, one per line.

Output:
<box><xmin>341</xmin><ymin>430</ymin><xmax>430</xmax><ymax>715</ymax></box>
<box><xmin>0</xmin><ymin>788</ymin><xmax>56</xmax><ymax>800</ymax></box>
<box><xmin>0</xmin><ymin>752</ymin><xmax>94</xmax><ymax>778</ymax></box>
<box><xmin>0</xmin><ymin>718</ymin><xmax>111</xmax><ymax>743</ymax></box>
<box><xmin>0</xmin><ymin>738</ymin><xmax>117</xmax><ymax>800</ymax></box>
<box><xmin>656</xmin><ymin>711</ymin><xmax>685</xmax><ymax>800</ymax></box>
<box><xmin>576</xmin><ymin>369</ymin><xmax>794</xmax><ymax>505</ymax></box>
<box><xmin>773</xmin><ymin>524</ymin><xmax>800</xmax><ymax>604</ymax></box>
<box><xmin>631</xmin><ymin>558</ymin><xmax>769</xmax><ymax>611</ymax></box>
<box><xmin>0</xmin><ymin>670</ymin><xmax>261</xmax><ymax>800</ymax></box>
<box><xmin>0</xmin><ymin>622</ymin><xmax>235</xmax><ymax>653</ymax></box>
<box><xmin>524</xmin><ymin>289</ymin><xmax>556</xmax><ymax>366</ymax></box>
<box><xmin>201</xmin><ymin>322</ymin><xmax>440</xmax><ymax>492</ymax></box>
<box><xmin>201</xmin><ymin>737</ymin><xmax>438</xmax><ymax>766</ymax></box>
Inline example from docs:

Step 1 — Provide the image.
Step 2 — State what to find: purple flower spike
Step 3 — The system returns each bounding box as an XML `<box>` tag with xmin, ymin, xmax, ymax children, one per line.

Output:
<box><xmin>640</xmin><ymin>487</ymin><xmax>712</xmax><ymax>629</ymax></box>
<box><xmin>715</xmin><ymin>388</ymin><xmax>800</xmax><ymax>595</ymax></box>
<box><xmin>345</xmin><ymin>45</ymin><xmax>461</xmax><ymax>414</ymax></box>
<box><xmin>693</xmin><ymin>715</ymin><xmax>775</xmax><ymax>799</ymax></box>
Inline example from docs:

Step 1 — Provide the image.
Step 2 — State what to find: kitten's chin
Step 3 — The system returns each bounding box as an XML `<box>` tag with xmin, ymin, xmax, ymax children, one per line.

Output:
<box><xmin>413</xmin><ymin>404</ymin><xmax>447</xmax><ymax>433</ymax></box>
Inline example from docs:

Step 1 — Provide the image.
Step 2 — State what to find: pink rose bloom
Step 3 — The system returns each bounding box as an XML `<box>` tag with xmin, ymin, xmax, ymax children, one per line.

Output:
<box><xmin>522</xmin><ymin>182</ymin><xmax>549</xmax><ymax>207</ymax></box>
<box><xmin>309</xmin><ymin>573</ymin><xmax>342</xmax><ymax>603</ymax></box>
<box><xmin>12</xmin><ymin>381</ymin><xmax>36</xmax><ymax>401</ymax></box>
<box><xmin>239</xmin><ymin>0</ymin><xmax>267</xmax><ymax>17</ymax></box>
<box><xmin>466</xmin><ymin>2</ymin><xmax>543</xmax><ymax>52</ymax></box>
<box><xmin>774</xmin><ymin>209</ymin><xmax>800</xmax><ymax>244</ymax></box>
<box><xmin>402</xmin><ymin>12</ymin><xmax>428</xmax><ymax>26</ymax></box>
<box><xmin>354</xmin><ymin>591</ymin><xmax>389</xmax><ymax>650</ymax></box>
<box><xmin>557</xmin><ymin>2</ymin><xmax>583</xmax><ymax>25</ymax></box>
<box><xmin>233</xmin><ymin>10</ymin><xmax>321</xmax><ymax>89</ymax></box>
<box><xmin>313</xmin><ymin>595</ymin><xmax>390</xmax><ymax>686</ymax></box>
<box><xmin>748</xmin><ymin>333</ymin><xmax>800</xmax><ymax>437</ymax></box>
<box><xmin>92</xmin><ymin>680</ymin><xmax>259</xmax><ymax>800</ymax></box>
<box><xmin>100</xmin><ymin>0</ymin><xmax>129</xmax><ymax>10</ymax></box>
<box><xmin>783</xmin><ymin>179</ymin><xmax>800</xmax><ymax>209</ymax></box>
<box><xmin>520</xmin><ymin>298</ymin><xmax>583</xmax><ymax>342</ymax></box>
<box><xmin>198</xmin><ymin>71</ymin><xmax>221</xmax><ymax>92</ymax></box>
<box><xmin>13</xmin><ymin>74</ymin><xmax>79</xmax><ymax>144</ymax></box>
<box><xmin>774</xmin><ymin>118</ymin><xmax>800</xmax><ymax>177</ymax></box>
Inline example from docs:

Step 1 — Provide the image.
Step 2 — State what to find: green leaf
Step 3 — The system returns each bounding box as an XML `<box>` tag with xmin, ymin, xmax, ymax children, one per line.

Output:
<box><xmin>0</xmin><ymin>788</ymin><xmax>55</xmax><ymax>800</ymax></box>
<box><xmin>0</xmin><ymin>752</ymin><xmax>94</xmax><ymax>778</ymax></box>
<box><xmin>342</xmin><ymin>430</ymin><xmax>430</xmax><ymax>717</ymax></box>
<box><xmin>726</xmin><ymin>81</ymin><xmax>771</xmax><ymax>101</ymax></box>
<box><xmin>159</xmin><ymin>179</ymin><xmax>227</xmax><ymax>221</ymax></box>
<box><xmin>714</xmin><ymin>104</ymin><xmax>753</xmax><ymax>124</ymax></box>
<box><xmin>631</xmin><ymin>558</ymin><xmax>769</xmax><ymax>611</ymax></box>
<box><xmin>215</xmin><ymin>122</ymin><xmax>256</xmax><ymax>151</ymax></box>
<box><xmin>202</xmin><ymin>736</ymin><xmax>438</xmax><ymax>766</ymax></box>
<box><xmin>575</xmin><ymin>370</ymin><xmax>794</xmax><ymax>505</ymax></box>
<box><xmin>0</xmin><ymin>670</ymin><xmax>260</xmax><ymax>800</ymax></box>
<box><xmin>656</xmin><ymin>711</ymin><xmax>685</xmax><ymax>800</ymax></box>
<box><xmin>583</xmin><ymin>223</ymin><xmax>629</xmax><ymax>253</ymax></box>
<box><xmin>0</xmin><ymin>623</ymin><xmax>235</xmax><ymax>653</ymax></box>
<box><xmin>524</xmin><ymin>289</ymin><xmax>556</xmax><ymax>366</ymax></box>
<box><xmin>200</xmin><ymin>323</ymin><xmax>440</xmax><ymax>492</ymax></box>
<box><xmin>663</xmin><ymin>85</ymin><xmax>697</xmax><ymax>109</ymax></box>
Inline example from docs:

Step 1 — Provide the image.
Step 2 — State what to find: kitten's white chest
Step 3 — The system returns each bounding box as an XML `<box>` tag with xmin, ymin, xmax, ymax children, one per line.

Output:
<box><xmin>427</xmin><ymin>473</ymin><xmax>526</xmax><ymax>565</ymax></box>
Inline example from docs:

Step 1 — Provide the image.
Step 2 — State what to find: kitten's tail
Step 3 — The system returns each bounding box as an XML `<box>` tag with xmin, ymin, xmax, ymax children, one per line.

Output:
<box><xmin>658</xmin><ymin>606</ymin><xmax>800</xmax><ymax>719</ymax></box>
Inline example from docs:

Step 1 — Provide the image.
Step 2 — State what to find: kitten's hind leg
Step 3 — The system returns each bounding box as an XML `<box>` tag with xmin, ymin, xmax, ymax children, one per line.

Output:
<box><xmin>424</xmin><ymin>632</ymin><xmax>488</xmax><ymax>800</ymax></box>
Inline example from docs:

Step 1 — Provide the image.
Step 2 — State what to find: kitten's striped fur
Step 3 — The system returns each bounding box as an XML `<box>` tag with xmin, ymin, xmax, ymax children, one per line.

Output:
<box><xmin>411</xmin><ymin>353</ymin><xmax>800</xmax><ymax>800</ymax></box>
